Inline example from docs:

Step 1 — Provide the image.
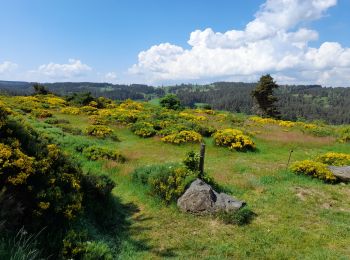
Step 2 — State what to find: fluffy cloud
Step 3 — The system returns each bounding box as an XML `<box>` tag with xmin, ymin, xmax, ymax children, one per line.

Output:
<box><xmin>130</xmin><ymin>0</ymin><xmax>350</xmax><ymax>86</ymax></box>
<box><xmin>0</xmin><ymin>61</ymin><xmax>18</xmax><ymax>74</ymax></box>
<box><xmin>32</xmin><ymin>59</ymin><xmax>92</xmax><ymax>80</ymax></box>
<box><xmin>104</xmin><ymin>72</ymin><xmax>117</xmax><ymax>82</ymax></box>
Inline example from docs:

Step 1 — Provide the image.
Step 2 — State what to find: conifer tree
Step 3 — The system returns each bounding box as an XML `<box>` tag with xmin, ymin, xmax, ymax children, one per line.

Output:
<box><xmin>251</xmin><ymin>74</ymin><xmax>280</xmax><ymax>118</ymax></box>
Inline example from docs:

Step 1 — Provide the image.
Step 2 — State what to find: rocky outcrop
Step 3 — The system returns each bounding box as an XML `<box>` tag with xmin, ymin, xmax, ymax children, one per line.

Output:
<box><xmin>177</xmin><ymin>179</ymin><xmax>245</xmax><ymax>214</ymax></box>
<box><xmin>329</xmin><ymin>166</ymin><xmax>350</xmax><ymax>182</ymax></box>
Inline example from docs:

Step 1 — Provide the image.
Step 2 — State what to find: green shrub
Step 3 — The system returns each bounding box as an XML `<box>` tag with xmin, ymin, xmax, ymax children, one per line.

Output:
<box><xmin>133</xmin><ymin>164</ymin><xmax>196</xmax><ymax>204</ymax></box>
<box><xmin>81</xmin><ymin>173</ymin><xmax>116</xmax><ymax>199</ymax></box>
<box><xmin>88</xmin><ymin>115</ymin><xmax>108</xmax><ymax>125</ymax></box>
<box><xmin>160</xmin><ymin>94</ymin><xmax>181</xmax><ymax>110</ymax></box>
<box><xmin>216</xmin><ymin>207</ymin><xmax>255</xmax><ymax>225</ymax></box>
<box><xmin>337</xmin><ymin>126</ymin><xmax>350</xmax><ymax>143</ymax></box>
<box><xmin>83</xmin><ymin>241</ymin><xmax>113</xmax><ymax>260</ymax></box>
<box><xmin>31</xmin><ymin>109</ymin><xmax>53</xmax><ymax>119</ymax></box>
<box><xmin>316</xmin><ymin>152</ymin><xmax>350</xmax><ymax>166</ymax></box>
<box><xmin>62</xmin><ymin>230</ymin><xmax>87</xmax><ymax>259</ymax></box>
<box><xmin>59</xmin><ymin>124</ymin><xmax>83</xmax><ymax>135</ymax></box>
<box><xmin>82</xmin><ymin>146</ymin><xmax>126</xmax><ymax>162</ymax></box>
<box><xmin>290</xmin><ymin>160</ymin><xmax>336</xmax><ymax>182</ymax></box>
<box><xmin>84</xmin><ymin>125</ymin><xmax>116</xmax><ymax>139</ymax></box>
<box><xmin>183</xmin><ymin>151</ymin><xmax>200</xmax><ymax>172</ymax></box>
<box><xmin>131</xmin><ymin>121</ymin><xmax>156</xmax><ymax>138</ymax></box>
<box><xmin>44</xmin><ymin>118</ymin><xmax>70</xmax><ymax>125</ymax></box>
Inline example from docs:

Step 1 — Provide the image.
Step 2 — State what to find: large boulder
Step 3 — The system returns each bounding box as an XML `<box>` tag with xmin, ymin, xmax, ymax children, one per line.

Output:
<box><xmin>329</xmin><ymin>166</ymin><xmax>350</xmax><ymax>182</ymax></box>
<box><xmin>177</xmin><ymin>179</ymin><xmax>245</xmax><ymax>214</ymax></box>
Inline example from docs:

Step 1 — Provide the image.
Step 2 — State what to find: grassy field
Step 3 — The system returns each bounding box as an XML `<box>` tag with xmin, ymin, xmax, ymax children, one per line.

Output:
<box><xmin>2</xmin><ymin>95</ymin><xmax>350</xmax><ymax>259</ymax></box>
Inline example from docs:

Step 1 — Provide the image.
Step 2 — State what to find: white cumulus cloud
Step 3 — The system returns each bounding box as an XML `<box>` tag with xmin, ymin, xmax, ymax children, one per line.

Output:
<box><xmin>130</xmin><ymin>0</ymin><xmax>350</xmax><ymax>86</ymax></box>
<box><xmin>104</xmin><ymin>72</ymin><xmax>117</xmax><ymax>82</ymax></box>
<box><xmin>32</xmin><ymin>59</ymin><xmax>92</xmax><ymax>80</ymax></box>
<box><xmin>0</xmin><ymin>61</ymin><xmax>18</xmax><ymax>74</ymax></box>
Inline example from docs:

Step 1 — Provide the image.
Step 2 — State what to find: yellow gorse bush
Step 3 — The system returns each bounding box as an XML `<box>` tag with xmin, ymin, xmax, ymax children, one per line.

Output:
<box><xmin>316</xmin><ymin>152</ymin><xmax>350</xmax><ymax>166</ymax></box>
<box><xmin>119</xmin><ymin>99</ymin><xmax>144</xmax><ymax>110</ymax></box>
<box><xmin>161</xmin><ymin>130</ymin><xmax>202</xmax><ymax>144</ymax></box>
<box><xmin>45</xmin><ymin>96</ymin><xmax>67</xmax><ymax>106</ymax></box>
<box><xmin>0</xmin><ymin>143</ymin><xmax>35</xmax><ymax>185</ymax></box>
<box><xmin>61</xmin><ymin>107</ymin><xmax>80</xmax><ymax>115</ymax></box>
<box><xmin>290</xmin><ymin>160</ymin><xmax>336</xmax><ymax>181</ymax></box>
<box><xmin>84</xmin><ymin>125</ymin><xmax>113</xmax><ymax>138</ymax></box>
<box><xmin>150</xmin><ymin>167</ymin><xmax>189</xmax><ymax>203</ymax></box>
<box><xmin>213</xmin><ymin>128</ymin><xmax>255</xmax><ymax>151</ymax></box>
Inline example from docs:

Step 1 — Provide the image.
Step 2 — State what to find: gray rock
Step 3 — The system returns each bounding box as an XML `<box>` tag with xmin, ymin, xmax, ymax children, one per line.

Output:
<box><xmin>177</xmin><ymin>179</ymin><xmax>245</xmax><ymax>214</ymax></box>
<box><xmin>328</xmin><ymin>166</ymin><xmax>350</xmax><ymax>182</ymax></box>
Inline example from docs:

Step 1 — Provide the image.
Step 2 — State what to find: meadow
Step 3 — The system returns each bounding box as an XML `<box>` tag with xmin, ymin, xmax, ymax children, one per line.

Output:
<box><xmin>1</xmin><ymin>93</ymin><xmax>350</xmax><ymax>259</ymax></box>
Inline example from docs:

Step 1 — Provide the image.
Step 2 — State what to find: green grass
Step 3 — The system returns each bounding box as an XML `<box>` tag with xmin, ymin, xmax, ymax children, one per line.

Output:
<box><xmin>4</xmin><ymin>96</ymin><xmax>350</xmax><ymax>259</ymax></box>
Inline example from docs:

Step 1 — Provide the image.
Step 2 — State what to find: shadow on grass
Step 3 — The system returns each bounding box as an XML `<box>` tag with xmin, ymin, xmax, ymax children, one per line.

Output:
<box><xmin>110</xmin><ymin>198</ymin><xmax>178</xmax><ymax>258</ymax></box>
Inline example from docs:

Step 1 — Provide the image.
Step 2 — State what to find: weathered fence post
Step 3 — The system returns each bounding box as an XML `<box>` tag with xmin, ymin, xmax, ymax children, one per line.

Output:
<box><xmin>199</xmin><ymin>143</ymin><xmax>206</xmax><ymax>178</ymax></box>
<box><xmin>286</xmin><ymin>150</ymin><xmax>293</xmax><ymax>171</ymax></box>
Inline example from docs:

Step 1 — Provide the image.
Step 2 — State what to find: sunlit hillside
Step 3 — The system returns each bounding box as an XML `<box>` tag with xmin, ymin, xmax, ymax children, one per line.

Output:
<box><xmin>1</xmin><ymin>92</ymin><xmax>349</xmax><ymax>259</ymax></box>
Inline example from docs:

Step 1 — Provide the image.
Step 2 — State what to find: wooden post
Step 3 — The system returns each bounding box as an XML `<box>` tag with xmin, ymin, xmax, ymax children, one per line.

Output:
<box><xmin>199</xmin><ymin>143</ymin><xmax>205</xmax><ymax>178</ymax></box>
<box><xmin>286</xmin><ymin>150</ymin><xmax>293</xmax><ymax>171</ymax></box>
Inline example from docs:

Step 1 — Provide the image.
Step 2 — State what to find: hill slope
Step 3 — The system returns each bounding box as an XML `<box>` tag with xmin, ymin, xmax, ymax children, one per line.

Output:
<box><xmin>0</xmin><ymin>93</ymin><xmax>349</xmax><ymax>258</ymax></box>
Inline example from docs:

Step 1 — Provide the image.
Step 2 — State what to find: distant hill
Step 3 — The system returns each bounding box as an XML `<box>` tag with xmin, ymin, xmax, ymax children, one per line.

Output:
<box><xmin>0</xmin><ymin>80</ymin><xmax>164</xmax><ymax>100</ymax></box>
<box><xmin>167</xmin><ymin>82</ymin><xmax>350</xmax><ymax>124</ymax></box>
<box><xmin>1</xmin><ymin>80</ymin><xmax>350</xmax><ymax>124</ymax></box>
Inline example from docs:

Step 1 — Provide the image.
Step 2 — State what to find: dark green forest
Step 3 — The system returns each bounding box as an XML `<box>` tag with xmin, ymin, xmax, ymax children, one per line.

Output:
<box><xmin>1</xmin><ymin>80</ymin><xmax>350</xmax><ymax>124</ymax></box>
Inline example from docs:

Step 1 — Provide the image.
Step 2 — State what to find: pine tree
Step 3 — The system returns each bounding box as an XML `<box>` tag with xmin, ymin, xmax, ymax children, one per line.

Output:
<box><xmin>251</xmin><ymin>74</ymin><xmax>280</xmax><ymax>118</ymax></box>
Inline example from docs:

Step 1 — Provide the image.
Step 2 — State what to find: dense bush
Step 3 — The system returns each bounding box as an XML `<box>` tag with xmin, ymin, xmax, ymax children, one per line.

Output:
<box><xmin>133</xmin><ymin>164</ymin><xmax>196</xmax><ymax>204</ymax></box>
<box><xmin>316</xmin><ymin>152</ymin><xmax>350</xmax><ymax>166</ymax></box>
<box><xmin>160</xmin><ymin>94</ymin><xmax>181</xmax><ymax>110</ymax></box>
<box><xmin>84</xmin><ymin>125</ymin><xmax>118</xmax><ymax>140</ymax></box>
<box><xmin>59</xmin><ymin>124</ymin><xmax>83</xmax><ymax>135</ymax></box>
<box><xmin>61</xmin><ymin>107</ymin><xmax>80</xmax><ymax>115</ymax></box>
<box><xmin>31</xmin><ymin>109</ymin><xmax>53</xmax><ymax>119</ymax></box>
<box><xmin>45</xmin><ymin>118</ymin><xmax>70</xmax><ymax>125</ymax></box>
<box><xmin>161</xmin><ymin>130</ymin><xmax>202</xmax><ymax>144</ymax></box>
<box><xmin>82</xmin><ymin>146</ymin><xmax>126</xmax><ymax>162</ymax></box>
<box><xmin>213</xmin><ymin>129</ymin><xmax>255</xmax><ymax>151</ymax></box>
<box><xmin>0</xmin><ymin>107</ymin><xmax>84</xmax><ymax>233</ymax></box>
<box><xmin>81</xmin><ymin>173</ymin><xmax>116</xmax><ymax>199</ymax></box>
<box><xmin>183</xmin><ymin>151</ymin><xmax>200</xmax><ymax>172</ymax></box>
<box><xmin>88</xmin><ymin>115</ymin><xmax>108</xmax><ymax>125</ymax></box>
<box><xmin>131</xmin><ymin>121</ymin><xmax>156</xmax><ymax>137</ymax></box>
<box><xmin>290</xmin><ymin>160</ymin><xmax>336</xmax><ymax>182</ymax></box>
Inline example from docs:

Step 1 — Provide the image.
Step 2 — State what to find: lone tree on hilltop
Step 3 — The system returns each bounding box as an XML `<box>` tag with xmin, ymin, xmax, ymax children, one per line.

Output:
<box><xmin>251</xmin><ymin>74</ymin><xmax>280</xmax><ymax>118</ymax></box>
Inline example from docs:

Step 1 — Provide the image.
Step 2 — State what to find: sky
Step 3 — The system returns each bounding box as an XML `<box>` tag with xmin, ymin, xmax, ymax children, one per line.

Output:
<box><xmin>0</xmin><ymin>0</ymin><xmax>350</xmax><ymax>86</ymax></box>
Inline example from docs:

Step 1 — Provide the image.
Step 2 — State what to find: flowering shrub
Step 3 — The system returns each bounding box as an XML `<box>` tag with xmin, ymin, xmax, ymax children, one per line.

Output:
<box><xmin>290</xmin><ymin>160</ymin><xmax>336</xmax><ymax>182</ymax></box>
<box><xmin>31</xmin><ymin>109</ymin><xmax>53</xmax><ymax>118</ymax></box>
<box><xmin>131</xmin><ymin>121</ymin><xmax>156</xmax><ymax>137</ymax></box>
<box><xmin>316</xmin><ymin>152</ymin><xmax>350</xmax><ymax>166</ymax></box>
<box><xmin>45</xmin><ymin>96</ymin><xmax>67</xmax><ymax>107</ymax></box>
<box><xmin>0</xmin><ymin>116</ymin><xmax>84</xmax><ymax>227</ymax></box>
<box><xmin>88</xmin><ymin>115</ymin><xmax>108</xmax><ymax>125</ymax></box>
<box><xmin>82</xmin><ymin>146</ymin><xmax>126</xmax><ymax>162</ymax></box>
<box><xmin>119</xmin><ymin>99</ymin><xmax>144</xmax><ymax>110</ymax></box>
<box><xmin>337</xmin><ymin>126</ymin><xmax>350</xmax><ymax>143</ymax></box>
<box><xmin>80</xmin><ymin>106</ymin><xmax>98</xmax><ymax>115</ymax></box>
<box><xmin>213</xmin><ymin>129</ymin><xmax>255</xmax><ymax>151</ymax></box>
<box><xmin>84</xmin><ymin>125</ymin><xmax>113</xmax><ymax>138</ymax></box>
<box><xmin>161</xmin><ymin>130</ymin><xmax>202</xmax><ymax>144</ymax></box>
<box><xmin>61</xmin><ymin>107</ymin><xmax>80</xmax><ymax>115</ymax></box>
<box><xmin>133</xmin><ymin>164</ymin><xmax>195</xmax><ymax>204</ymax></box>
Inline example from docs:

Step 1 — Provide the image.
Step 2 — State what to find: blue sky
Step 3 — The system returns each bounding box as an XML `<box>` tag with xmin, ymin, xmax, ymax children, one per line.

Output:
<box><xmin>1</xmin><ymin>0</ymin><xmax>350</xmax><ymax>86</ymax></box>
